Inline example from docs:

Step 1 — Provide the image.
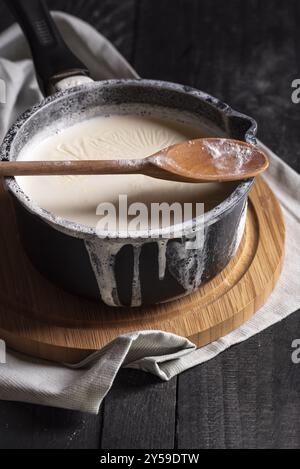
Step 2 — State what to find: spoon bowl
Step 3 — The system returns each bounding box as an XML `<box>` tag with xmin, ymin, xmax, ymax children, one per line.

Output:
<box><xmin>146</xmin><ymin>138</ymin><xmax>269</xmax><ymax>182</ymax></box>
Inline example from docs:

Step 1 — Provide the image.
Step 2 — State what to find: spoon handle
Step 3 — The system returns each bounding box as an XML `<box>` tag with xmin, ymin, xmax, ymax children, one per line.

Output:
<box><xmin>0</xmin><ymin>159</ymin><xmax>146</xmax><ymax>177</ymax></box>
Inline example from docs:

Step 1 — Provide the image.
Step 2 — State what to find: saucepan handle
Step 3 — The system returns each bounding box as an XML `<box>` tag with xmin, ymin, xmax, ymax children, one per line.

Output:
<box><xmin>3</xmin><ymin>0</ymin><xmax>91</xmax><ymax>95</ymax></box>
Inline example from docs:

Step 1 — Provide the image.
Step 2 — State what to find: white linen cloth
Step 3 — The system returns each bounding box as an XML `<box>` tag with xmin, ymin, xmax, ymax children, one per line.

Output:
<box><xmin>0</xmin><ymin>12</ymin><xmax>299</xmax><ymax>414</ymax></box>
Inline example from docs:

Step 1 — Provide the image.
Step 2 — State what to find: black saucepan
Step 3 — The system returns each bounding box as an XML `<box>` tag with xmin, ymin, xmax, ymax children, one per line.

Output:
<box><xmin>0</xmin><ymin>0</ymin><xmax>257</xmax><ymax>307</ymax></box>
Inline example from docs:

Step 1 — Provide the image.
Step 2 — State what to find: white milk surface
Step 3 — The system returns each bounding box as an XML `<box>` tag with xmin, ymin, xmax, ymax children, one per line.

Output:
<box><xmin>16</xmin><ymin>114</ymin><xmax>235</xmax><ymax>229</ymax></box>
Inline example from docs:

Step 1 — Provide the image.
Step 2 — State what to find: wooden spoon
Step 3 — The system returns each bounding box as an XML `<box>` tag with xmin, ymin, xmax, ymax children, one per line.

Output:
<box><xmin>0</xmin><ymin>138</ymin><xmax>268</xmax><ymax>183</ymax></box>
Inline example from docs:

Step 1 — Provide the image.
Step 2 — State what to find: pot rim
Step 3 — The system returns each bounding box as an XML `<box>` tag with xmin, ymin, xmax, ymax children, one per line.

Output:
<box><xmin>1</xmin><ymin>79</ymin><xmax>257</xmax><ymax>240</ymax></box>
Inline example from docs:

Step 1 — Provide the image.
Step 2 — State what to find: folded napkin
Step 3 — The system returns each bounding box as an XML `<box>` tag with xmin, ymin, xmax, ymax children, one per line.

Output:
<box><xmin>0</xmin><ymin>12</ymin><xmax>299</xmax><ymax>414</ymax></box>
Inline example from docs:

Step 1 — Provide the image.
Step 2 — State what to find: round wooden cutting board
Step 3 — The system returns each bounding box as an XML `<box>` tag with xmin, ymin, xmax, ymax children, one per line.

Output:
<box><xmin>0</xmin><ymin>176</ymin><xmax>285</xmax><ymax>363</ymax></box>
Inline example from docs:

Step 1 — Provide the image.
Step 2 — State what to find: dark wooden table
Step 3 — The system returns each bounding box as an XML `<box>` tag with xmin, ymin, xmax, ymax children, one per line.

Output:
<box><xmin>0</xmin><ymin>0</ymin><xmax>299</xmax><ymax>449</ymax></box>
